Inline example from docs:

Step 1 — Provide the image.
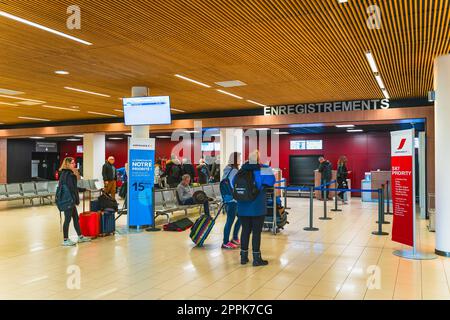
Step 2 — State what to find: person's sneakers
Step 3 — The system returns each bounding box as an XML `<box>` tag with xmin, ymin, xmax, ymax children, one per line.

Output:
<box><xmin>62</xmin><ymin>239</ymin><xmax>77</xmax><ymax>247</ymax></box>
<box><xmin>77</xmin><ymin>236</ymin><xmax>92</xmax><ymax>243</ymax></box>
<box><xmin>222</xmin><ymin>242</ymin><xmax>238</xmax><ymax>249</ymax></box>
<box><xmin>231</xmin><ymin>239</ymin><xmax>241</xmax><ymax>247</ymax></box>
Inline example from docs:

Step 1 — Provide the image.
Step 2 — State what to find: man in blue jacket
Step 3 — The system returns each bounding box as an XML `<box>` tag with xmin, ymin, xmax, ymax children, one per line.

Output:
<box><xmin>234</xmin><ymin>151</ymin><xmax>275</xmax><ymax>266</ymax></box>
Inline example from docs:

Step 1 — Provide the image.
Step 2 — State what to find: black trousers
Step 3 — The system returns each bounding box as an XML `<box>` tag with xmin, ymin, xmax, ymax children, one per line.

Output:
<box><xmin>63</xmin><ymin>206</ymin><xmax>82</xmax><ymax>239</ymax></box>
<box><xmin>240</xmin><ymin>215</ymin><xmax>265</xmax><ymax>253</ymax></box>
<box><xmin>337</xmin><ymin>178</ymin><xmax>348</xmax><ymax>200</ymax></box>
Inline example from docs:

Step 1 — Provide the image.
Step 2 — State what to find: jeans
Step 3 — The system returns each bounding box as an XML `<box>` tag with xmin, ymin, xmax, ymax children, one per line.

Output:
<box><xmin>240</xmin><ymin>215</ymin><xmax>265</xmax><ymax>253</ymax></box>
<box><xmin>321</xmin><ymin>178</ymin><xmax>330</xmax><ymax>199</ymax></box>
<box><xmin>223</xmin><ymin>202</ymin><xmax>241</xmax><ymax>245</ymax></box>
<box><xmin>181</xmin><ymin>198</ymin><xmax>210</xmax><ymax>215</ymax></box>
<box><xmin>63</xmin><ymin>206</ymin><xmax>82</xmax><ymax>239</ymax></box>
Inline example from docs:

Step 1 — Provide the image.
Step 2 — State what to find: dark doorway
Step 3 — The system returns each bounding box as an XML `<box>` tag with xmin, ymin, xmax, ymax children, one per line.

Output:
<box><xmin>289</xmin><ymin>155</ymin><xmax>323</xmax><ymax>186</ymax></box>
<box><xmin>32</xmin><ymin>152</ymin><xmax>59</xmax><ymax>181</ymax></box>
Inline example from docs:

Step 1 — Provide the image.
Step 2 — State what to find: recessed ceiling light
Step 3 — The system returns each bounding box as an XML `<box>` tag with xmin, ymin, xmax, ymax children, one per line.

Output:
<box><xmin>335</xmin><ymin>124</ymin><xmax>355</xmax><ymax>128</ymax></box>
<box><xmin>216</xmin><ymin>89</ymin><xmax>243</xmax><ymax>100</ymax></box>
<box><xmin>64</xmin><ymin>87</ymin><xmax>111</xmax><ymax>97</ymax></box>
<box><xmin>338</xmin><ymin>0</ymin><xmax>348</xmax><ymax>3</ymax></box>
<box><xmin>43</xmin><ymin>105</ymin><xmax>80</xmax><ymax>112</ymax></box>
<box><xmin>347</xmin><ymin>129</ymin><xmax>363</xmax><ymax>133</ymax></box>
<box><xmin>365</xmin><ymin>51</ymin><xmax>379</xmax><ymax>73</ymax></box>
<box><xmin>0</xmin><ymin>94</ymin><xmax>45</xmax><ymax>103</ymax></box>
<box><xmin>66</xmin><ymin>138</ymin><xmax>81</xmax><ymax>142</ymax></box>
<box><xmin>215</xmin><ymin>80</ymin><xmax>247</xmax><ymax>88</ymax></box>
<box><xmin>247</xmin><ymin>100</ymin><xmax>267</xmax><ymax>107</ymax></box>
<box><xmin>74</xmin><ymin>135</ymin><xmax>84</xmax><ymax>138</ymax></box>
<box><xmin>185</xmin><ymin>130</ymin><xmax>199</xmax><ymax>133</ymax></box>
<box><xmin>124</xmin><ymin>133</ymin><xmax>132</xmax><ymax>136</ymax></box>
<box><xmin>174</xmin><ymin>74</ymin><xmax>211</xmax><ymax>88</ymax></box>
<box><xmin>87</xmin><ymin>111</ymin><xmax>117</xmax><ymax>117</ymax></box>
<box><xmin>255</xmin><ymin>128</ymin><xmax>270</xmax><ymax>131</ymax></box>
<box><xmin>274</xmin><ymin>132</ymin><xmax>289</xmax><ymax>135</ymax></box>
<box><xmin>156</xmin><ymin>136</ymin><xmax>171</xmax><ymax>139</ymax></box>
<box><xmin>70</xmin><ymin>106</ymin><xmax>79</xmax><ymax>109</ymax></box>
<box><xmin>171</xmin><ymin>108</ymin><xmax>186</xmax><ymax>113</ymax></box>
<box><xmin>18</xmin><ymin>116</ymin><xmax>51</xmax><ymax>122</ymax></box>
<box><xmin>30</xmin><ymin>137</ymin><xmax>45</xmax><ymax>139</ymax></box>
<box><xmin>0</xmin><ymin>88</ymin><xmax>24</xmax><ymax>95</ymax></box>
<box><xmin>114</xmin><ymin>109</ymin><xmax>124</xmax><ymax>113</ymax></box>
<box><xmin>0</xmin><ymin>11</ymin><xmax>92</xmax><ymax>45</ymax></box>
<box><xmin>55</xmin><ymin>70</ymin><xmax>69</xmax><ymax>75</ymax></box>
<box><xmin>108</xmin><ymin>137</ymin><xmax>123</xmax><ymax>140</ymax></box>
<box><xmin>17</xmin><ymin>101</ymin><xmax>45</xmax><ymax>106</ymax></box>
<box><xmin>0</xmin><ymin>102</ymin><xmax>18</xmax><ymax>106</ymax></box>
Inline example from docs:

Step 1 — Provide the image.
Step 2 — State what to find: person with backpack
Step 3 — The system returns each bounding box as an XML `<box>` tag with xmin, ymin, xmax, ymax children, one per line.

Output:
<box><xmin>337</xmin><ymin>155</ymin><xmax>349</xmax><ymax>204</ymax></box>
<box><xmin>161</xmin><ymin>155</ymin><xmax>182</xmax><ymax>188</ymax></box>
<box><xmin>233</xmin><ymin>151</ymin><xmax>275</xmax><ymax>266</ymax></box>
<box><xmin>318</xmin><ymin>156</ymin><xmax>332</xmax><ymax>200</ymax></box>
<box><xmin>197</xmin><ymin>158</ymin><xmax>210</xmax><ymax>185</ymax></box>
<box><xmin>57</xmin><ymin>157</ymin><xmax>91</xmax><ymax>247</ymax></box>
<box><xmin>221</xmin><ymin>152</ymin><xmax>241</xmax><ymax>249</ymax></box>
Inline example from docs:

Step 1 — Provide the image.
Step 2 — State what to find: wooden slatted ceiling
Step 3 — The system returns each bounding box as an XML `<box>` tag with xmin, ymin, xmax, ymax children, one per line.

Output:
<box><xmin>0</xmin><ymin>0</ymin><xmax>448</xmax><ymax>125</ymax></box>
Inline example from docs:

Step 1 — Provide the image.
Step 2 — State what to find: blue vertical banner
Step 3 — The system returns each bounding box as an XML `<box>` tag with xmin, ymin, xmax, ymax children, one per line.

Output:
<box><xmin>128</xmin><ymin>138</ymin><xmax>155</xmax><ymax>228</ymax></box>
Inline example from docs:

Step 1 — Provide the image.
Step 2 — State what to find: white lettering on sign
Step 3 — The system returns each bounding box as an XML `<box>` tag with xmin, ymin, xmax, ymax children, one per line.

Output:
<box><xmin>263</xmin><ymin>99</ymin><xmax>390</xmax><ymax>116</ymax></box>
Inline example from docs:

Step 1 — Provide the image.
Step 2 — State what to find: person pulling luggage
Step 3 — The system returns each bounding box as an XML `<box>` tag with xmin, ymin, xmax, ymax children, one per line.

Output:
<box><xmin>57</xmin><ymin>157</ymin><xmax>91</xmax><ymax>246</ymax></box>
<box><xmin>233</xmin><ymin>151</ymin><xmax>275</xmax><ymax>266</ymax></box>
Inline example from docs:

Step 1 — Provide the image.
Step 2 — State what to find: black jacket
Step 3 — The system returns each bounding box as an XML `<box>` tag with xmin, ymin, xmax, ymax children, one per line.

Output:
<box><xmin>59</xmin><ymin>169</ymin><xmax>80</xmax><ymax>206</ymax></box>
<box><xmin>197</xmin><ymin>164</ymin><xmax>210</xmax><ymax>184</ymax></box>
<box><xmin>182</xmin><ymin>164</ymin><xmax>195</xmax><ymax>182</ymax></box>
<box><xmin>318</xmin><ymin>160</ymin><xmax>332</xmax><ymax>181</ymax></box>
<box><xmin>210</xmin><ymin>162</ymin><xmax>220</xmax><ymax>182</ymax></box>
<box><xmin>102</xmin><ymin>162</ymin><xmax>117</xmax><ymax>181</ymax></box>
<box><xmin>162</xmin><ymin>161</ymin><xmax>182</xmax><ymax>187</ymax></box>
<box><xmin>337</xmin><ymin>164</ymin><xmax>348</xmax><ymax>181</ymax></box>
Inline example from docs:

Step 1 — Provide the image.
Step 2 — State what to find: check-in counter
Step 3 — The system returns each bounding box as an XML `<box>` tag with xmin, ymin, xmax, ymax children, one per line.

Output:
<box><xmin>361</xmin><ymin>170</ymin><xmax>391</xmax><ymax>202</ymax></box>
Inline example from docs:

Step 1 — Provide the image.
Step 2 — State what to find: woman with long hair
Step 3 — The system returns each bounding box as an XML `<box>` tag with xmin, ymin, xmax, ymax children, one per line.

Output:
<box><xmin>58</xmin><ymin>157</ymin><xmax>91</xmax><ymax>246</ymax></box>
<box><xmin>221</xmin><ymin>152</ymin><xmax>242</xmax><ymax>249</ymax></box>
<box><xmin>337</xmin><ymin>155</ymin><xmax>349</xmax><ymax>204</ymax></box>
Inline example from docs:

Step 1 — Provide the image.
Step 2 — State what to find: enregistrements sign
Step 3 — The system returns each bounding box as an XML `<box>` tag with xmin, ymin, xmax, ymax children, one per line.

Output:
<box><xmin>391</xmin><ymin>129</ymin><xmax>415</xmax><ymax>247</ymax></box>
<box><xmin>128</xmin><ymin>138</ymin><xmax>155</xmax><ymax>228</ymax></box>
<box><xmin>263</xmin><ymin>99</ymin><xmax>389</xmax><ymax>116</ymax></box>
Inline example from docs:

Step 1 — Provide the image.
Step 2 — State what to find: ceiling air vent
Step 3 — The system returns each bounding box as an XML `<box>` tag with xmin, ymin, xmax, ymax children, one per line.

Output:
<box><xmin>215</xmin><ymin>80</ymin><xmax>247</xmax><ymax>88</ymax></box>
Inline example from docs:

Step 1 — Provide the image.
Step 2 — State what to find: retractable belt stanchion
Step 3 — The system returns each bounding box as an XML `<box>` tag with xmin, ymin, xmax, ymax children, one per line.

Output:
<box><xmin>284</xmin><ymin>187</ymin><xmax>290</xmax><ymax>210</ymax></box>
<box><xmin>304</xmin><ymin>186</ymin><xmax>319</xmax><ymax>231</ymax></box>
<box><xmin>372</xmin><ymin>188</ymin><xmax>389</xmax><ymax>236</ymax></box>
<box><xmin>319</xmin><ymin>187</ymin><xmax>332</xmax><ymax>220</ymax></box>
<box><xmin>331</xmin><ymin>190</ymin><xmax>342</xmax><ymax>212</ymax></box>
<box><xmin>272</xmin><ymin>187</ymin><xmax>277</xmax><ymax>235</ymax></box>
<box><xmin>376</xmin><ymin>184</ymin><xmax>390</xmax><ymax>225</ymax></box>
<box><xmin>385</xmin><ymin>180</ymin><xmax>392</xmax><ymax>215</ymax></box>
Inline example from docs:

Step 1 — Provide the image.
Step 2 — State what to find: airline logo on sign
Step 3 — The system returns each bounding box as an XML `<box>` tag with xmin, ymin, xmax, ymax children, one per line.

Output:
<box><xmin>130</xmin><ymin>138</ymin><xmax>155</xmax><ymax>150</ymax></box>
<box><xmin>391</xmin><ymin>131</ymin><xmax>413</xmax><ymax>156</ymax></box>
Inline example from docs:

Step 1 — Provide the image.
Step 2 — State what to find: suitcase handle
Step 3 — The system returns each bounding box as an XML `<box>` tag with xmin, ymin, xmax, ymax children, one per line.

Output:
<box><xmin>83</xmin><ymin>189</ymin><xmax>92</xmax><ymax>212</ymax></box>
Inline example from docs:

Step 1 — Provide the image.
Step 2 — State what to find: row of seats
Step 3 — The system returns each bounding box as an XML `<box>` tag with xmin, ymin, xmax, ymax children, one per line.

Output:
<box><xmin>154</xmin><ymin>183</ymin><xmax>223</xmax><ymax>223</ymax></box>
<box><xmin>0</xmin><ymin>181</ymin><xmax>58</xmax><ymax>205</ymax></box>
<box><xmin>0</xmin><ymin>179</ymin><xmax>101</xmax><ymax>206</ymax></box>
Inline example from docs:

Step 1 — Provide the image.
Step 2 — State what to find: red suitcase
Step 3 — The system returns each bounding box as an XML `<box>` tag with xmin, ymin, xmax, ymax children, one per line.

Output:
<box><xmin>79</xmin><ymin>191</ymin><xmax>100</xmax><ymax>238</ymax></box>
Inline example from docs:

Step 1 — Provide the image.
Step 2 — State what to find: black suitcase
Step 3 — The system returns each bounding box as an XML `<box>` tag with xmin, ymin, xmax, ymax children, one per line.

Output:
<box><xmin>100</xmin><ymin>208</ymin><xmax>115</xmax><ymax>236</ymax></box>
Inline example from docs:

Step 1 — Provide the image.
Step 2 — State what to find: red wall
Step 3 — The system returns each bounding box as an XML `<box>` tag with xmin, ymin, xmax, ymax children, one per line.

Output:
<box><xmin>59</xmin><ymin>132</ymin><xmax>391</xmax><ymax>192</ymax></box>
<box><xmin>278</xmin><ymin>132</ymin><xmax>391</xmax><ymax>190</ymax></box>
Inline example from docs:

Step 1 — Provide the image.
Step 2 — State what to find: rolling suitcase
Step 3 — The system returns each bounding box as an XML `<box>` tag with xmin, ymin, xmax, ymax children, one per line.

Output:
<box><xmin>79</xmin><ymin>191</ymin><xmax>100</xmax><ymax>238</ymax></box>
<box><xmin>100</xmin><ymin>208</ymin><xmax>116</xmax><ymax>236</ymax></box>
<box><xmin>190</xmin><ymin>204</ymin><xmax>224</xmax><ymax>247</ymax></box>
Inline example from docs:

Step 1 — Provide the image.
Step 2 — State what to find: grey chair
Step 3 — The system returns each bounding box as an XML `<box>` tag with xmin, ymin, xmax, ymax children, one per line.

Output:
<box><xmin>154</xmin><ymin>190</ymin><xmax>170</xmax><ymax>223</ymax></box>
<box><xmin>47</xmin><ymin>181</ymin><xmax>59</xmax><ymax>203</ymax></box>
<box><xmin>21</xmin><ymin>182</ymin><xmax>38</xmax><ymax>205</ymax></box>
<box><xmin>36</xmin><ymin>181</ymin><xmax>51</xmax><ymax>204</ymax></box>
<box><xmin>6</xmin><ymin>183</ymin><xmax>22</xmax><ymax>200</ymax></box>
<box><xmin>0</xmin><ymin>184</ymin><xmax>8</xmax><ymax>201</ymax></box>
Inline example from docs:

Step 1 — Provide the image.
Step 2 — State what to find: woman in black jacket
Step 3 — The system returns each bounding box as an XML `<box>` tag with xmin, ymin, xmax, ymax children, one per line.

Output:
<box><xmin>59</xmin><ymin>157</ymin><xmax>91</xmax><ymax>246</ymax></box>
<box><xmin>337</xmin><ymin>155</ymin><xmax>349</xmax><ymax>204</ymax></box>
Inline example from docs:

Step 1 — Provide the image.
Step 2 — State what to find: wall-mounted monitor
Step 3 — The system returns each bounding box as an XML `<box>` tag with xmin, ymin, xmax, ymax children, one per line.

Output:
<box><xmin>290</xmin><ymin>140</ymin><xmax>306</xmax><ymax>150</ymax></box>
<box><xmin>123</xmin><ymin>96</ymin><xmax>172</xmax><ymax>126</ymax></box>
<box><xmin>306</xmin><ymin>140</ymin><xmax>323</xmax><ymax>150</ymax></box>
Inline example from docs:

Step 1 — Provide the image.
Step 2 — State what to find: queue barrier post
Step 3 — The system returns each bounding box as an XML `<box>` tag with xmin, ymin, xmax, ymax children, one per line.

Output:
<box><xmin>372</xmin><ymin>188</ymin><xmax>389</xmax><ymax>236</ymax></box>
<box><xmin>304</xmin><ymin>186</ymin><xmax>319</xmax><ymax>231</ymax></box>
<box><xmin>330</xmin><ymin>191</ymin><xmax>342</xmax><ymax>212</ymax></box>
<box><xmin>386</xmin><ymin>180</ymin><xmax>392</xmax><ymax>215</ymax></box>
<box><xmin>272</xmin><ymin>187</ymin><xmax>278</xmax><ymax>235</ymax></box>
<box><xmin>376</xmin><ymin>184</ymin><xmax>390</xmax><ymax>225</ymax></box>
<box><xmin>319</xmin><ymin>187</ymin><xmax>332</xmax><ymax>221</ymax></box>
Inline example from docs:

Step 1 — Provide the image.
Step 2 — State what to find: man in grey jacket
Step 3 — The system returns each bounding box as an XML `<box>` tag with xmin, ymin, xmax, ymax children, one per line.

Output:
<box><xmin>176</xmin><ymin>174</ymin><xmax>210</xmax><ymax>215</ymax></box>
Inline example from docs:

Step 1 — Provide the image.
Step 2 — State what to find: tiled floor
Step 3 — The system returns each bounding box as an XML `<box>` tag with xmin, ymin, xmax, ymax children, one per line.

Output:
<box><xmin>0</xmin><ymin>196</ymin><xmax>449</xmax><ymax>300</ymax></box>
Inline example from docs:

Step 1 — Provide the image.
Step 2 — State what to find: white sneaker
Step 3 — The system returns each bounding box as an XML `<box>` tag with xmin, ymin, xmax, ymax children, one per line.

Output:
<box><xmin>78</xmin><ymin>236</ymin><xmax>92</xmax><ymax>243</ymax></box>
<box><xmin>62</xmin><ymin>239</ymin><xmax>77</xmax><ymax>247</ymax></box>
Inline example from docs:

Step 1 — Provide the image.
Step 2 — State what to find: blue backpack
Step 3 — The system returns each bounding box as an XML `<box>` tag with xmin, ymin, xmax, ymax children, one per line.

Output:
<box><xmin>55</xmin><ymin>183</ymin><xmax>75</xmax><ymax>212</ymax></box>
<box><xmin>219</xmin><ymin>169</ymin><xmax>234</xmax><ymax>203</ymax></box>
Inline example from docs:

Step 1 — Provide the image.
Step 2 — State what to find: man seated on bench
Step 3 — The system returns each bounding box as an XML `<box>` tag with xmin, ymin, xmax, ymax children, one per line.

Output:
<box><xmin>177</xmin><ymin>174</ymin><xmax>210</xmax><ymax>215</ymax></box>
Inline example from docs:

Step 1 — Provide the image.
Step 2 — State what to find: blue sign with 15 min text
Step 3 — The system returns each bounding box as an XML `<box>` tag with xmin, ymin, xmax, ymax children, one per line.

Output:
<box><xmin>128</xmin><ymin>138</ymin><xmax>155</xmax><ymax>228</ymax></box>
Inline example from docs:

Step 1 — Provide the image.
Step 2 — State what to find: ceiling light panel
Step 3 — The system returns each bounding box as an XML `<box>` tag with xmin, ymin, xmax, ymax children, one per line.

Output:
<box><xmin>215</xmin><ymin>80</ymin><xmax>247</xmax><ymax>88</ymax></box>
<box><xmin>174</xmin><ymin>74</ymin><xmax>211</xmax><ymax>88</ymax></box>
<box><xmin>64</xmin><ymin>87</ymin><xmax>111</xmax><ymax>97</ymax></box>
